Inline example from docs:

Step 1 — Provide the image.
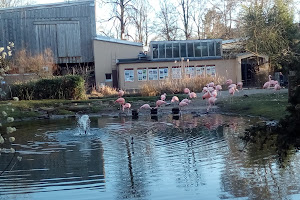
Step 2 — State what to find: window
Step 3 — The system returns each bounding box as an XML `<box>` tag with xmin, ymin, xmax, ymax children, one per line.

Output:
<box><xmin>159</xmin><ymin>44</ymin><xmax>165</xmax><ymax>58</ymax></box>
<box><xmin>173</xmin><ymin>43</ymin><xmax>179</xmax><ymax>57</ymax></box>
<box><xmin>172</xmin><ymin>66</ymin><xmax>181</xmax><ymax>79</ymax></box>
<box><xmin>208</xmin><ymin>42</ymin><xmax>215</xmax><ymax>56</ymax></box>
<box><xmin>195</xmin><ymin>42</ymin><xmax>201</xmax><ymax>57</ymax></box>
<box><xmin>216</xmin><ymin>41</ymin><xmax>221</xmax><ymax>56</ymax></box>
<box><xmin>148</xmin><ymin>68</ymin><xmax>158</xmax><ymax>80</ymax></box>
<box><xmin>185</xmin><ymin>66</ymin><xmax>195</xmax><ymax>78</ymax></box>
<box><xmin>137</xmin><ymin>68</ymin><xmax>147</xmax><ymax>81</ymax></box>
<box><xmin>159</xmin><ymin>67</ymin><xmax>168</xmax><ymax>80</ymax></box>
<box><xmin>105</xmin><ymin>73</ymin><xmax>112</xmax><ymax>82</ymax></box>
<box><xmin>201</xmin><ymin>42</ymin><xmax>208</xmax><ymax>57</ymax></box>
<box><xmin>166</xmin><ymin>44</ymin><xmax>172</xmax><ymax>58</ymax></box>
<box><xmin>124</xmin><ymin>68</ymin><xmax>134</xmax><ymax>82</ymax></box>
<box><xmin>180</xmin><ymin>43</ymin><xmax>187</xmax><ymax>57</ymax></box>
<box><xmin>187</xmin><ymin>43</ymin><xmax>194</xmax><ymax>57</ymax></box>
<box><xmin>152</xmin><ymin>44</ymin><xmax>158</xmax><ymax>59</ymax></box>
<box><xmin>206</xmin><ymin>65</ymin><xmax>216</xmax><ymax>77</ymax></box>
<box><xmin>196</xmin><ymin>65</ymin><xmax>205</xmax><ymax>77</ymax></box>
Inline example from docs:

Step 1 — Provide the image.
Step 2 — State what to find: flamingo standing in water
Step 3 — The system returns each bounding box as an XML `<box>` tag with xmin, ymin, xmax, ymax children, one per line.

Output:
<box><xmin>160</xmin><ymin>93</ymin><xmax>167</xmax><ymax>101</ymax></box>
<box><xmin>155</xmin><ymin>100</ymin><xmax>166</xmax><ymax>108</ymax></box>
<box><xmin>171</xmin><ymin>96</ymin><xmax>179</xmax><ymax>106</ymax></box>
<box><xmin>122</xmin><ymin>103</ymin><xmax>131</xmax><ymax>113</ymax></box>
<box><xmin>115</xmin><ymin>97</ymin><xmax>125</xmax><ymax>110</ymax></box>
<box><xmin>207</xmin><ymin>96</ymin><xmax>217</xmax><ymax>112</ymax></box>
<box><xmin>215</xmin><ymin>85</ymin><xmax>222</xmax><ymax>96</ymax></box>
<box><xmin>179</xmin><ymin>100</ymin><xmax>189</xmax><ymax>114</ymax></box>
<box><xmin>188</xmin><ymin>92</ymin><xmax>197</xmax><ymax>99</ymax></box>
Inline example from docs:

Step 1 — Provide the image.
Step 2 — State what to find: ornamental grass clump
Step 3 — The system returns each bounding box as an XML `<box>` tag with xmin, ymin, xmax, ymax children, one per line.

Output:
<box><xmin>140</xmin><ymin>75</ymin><xmax>225</xmax><ymax>96</ymax></box>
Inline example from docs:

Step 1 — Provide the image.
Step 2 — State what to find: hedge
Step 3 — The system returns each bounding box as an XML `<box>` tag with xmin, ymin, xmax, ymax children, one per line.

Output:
<box><xmin>10</xmin><ymin>75</ymin><xmax>87</xmax><ymax>100</ymax></box>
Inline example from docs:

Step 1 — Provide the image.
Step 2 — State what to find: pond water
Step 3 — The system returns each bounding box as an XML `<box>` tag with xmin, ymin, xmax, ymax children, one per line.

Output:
<box><xmin>1</xmin><ymin>114</ymin><xmax>300</xmax><ymax>200</ymax></box>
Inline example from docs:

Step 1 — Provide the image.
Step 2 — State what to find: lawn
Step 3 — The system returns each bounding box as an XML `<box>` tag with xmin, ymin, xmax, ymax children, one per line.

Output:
<box><xmin>218</xmin><ymin>92</ymin><xmax>289</xmax><ymax>121</ymax></box>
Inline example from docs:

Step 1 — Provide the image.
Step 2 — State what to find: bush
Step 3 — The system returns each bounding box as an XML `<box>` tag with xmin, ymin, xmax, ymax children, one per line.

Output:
<box><xmin>10</xmin><ymin>75</ymin><xmax>87</xmax><ymax>100</ymax></box>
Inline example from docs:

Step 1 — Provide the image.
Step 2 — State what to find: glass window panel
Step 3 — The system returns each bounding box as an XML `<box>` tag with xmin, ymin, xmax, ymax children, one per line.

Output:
<box><xmin>180</xmin><ymin>43</ymin><xmax>187</xmax><ymax>57</ymax></box>
<box><xmin>216</xmin><ymin>41</ymin><xmax>221</xmax><ymax>56</ymax></box>
<box><xmin>208</xmin><ymin>42</ymin><xmax>215</xmax><ymax>56</ymax></box>
<box><xmin>187</xmin><ymin>43</ymin><xmax>194</xmax><ymax>57</ymax></box>
<box><xmin>194</xmin><ymin>42</ymin><xmax>201</xmax><ymax>57</ymax></box>
<box><xmin>166</xmin><ymin>44</ymin><xmax>172</xmax><ymax>58</ymax></box>
<box><xmin>201</xmin><ymin>42</ymin><xmax>208</xmax><ymax>57</ymax></box>
<box><xmin>152</xmin><ymin>44</ymin><xmax>158</xmax><ymax>59</ymax></box>
<box><xmin>173</xmin><ymin>43</ymin><xmax>179</xmax><ymax>58</ymax></box>
<box><xmin>159</xmin><ymin>44</ymin><xmax>165</xmax><ymax>58</ymax></box>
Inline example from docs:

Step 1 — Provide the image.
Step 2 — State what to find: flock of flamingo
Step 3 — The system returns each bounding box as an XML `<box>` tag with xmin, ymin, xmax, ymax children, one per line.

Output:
<box><xmin>114</xmin><ymin>75</ymin><xmax>281</xmax><ymax>114</ymax></box>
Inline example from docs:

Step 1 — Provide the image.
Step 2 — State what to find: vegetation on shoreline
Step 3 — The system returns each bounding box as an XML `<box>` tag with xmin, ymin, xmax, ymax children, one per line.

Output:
<box><xmin>218</xmin><ymin>92</ymin><xmax>289</xmax><ymax>121</ymax></box>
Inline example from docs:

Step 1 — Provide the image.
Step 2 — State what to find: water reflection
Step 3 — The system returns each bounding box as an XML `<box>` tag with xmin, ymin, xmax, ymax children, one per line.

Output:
<box><xmin>1</xmin><ymin>114</ymin><xmax>300</xmax><ymax>200</ymax></box>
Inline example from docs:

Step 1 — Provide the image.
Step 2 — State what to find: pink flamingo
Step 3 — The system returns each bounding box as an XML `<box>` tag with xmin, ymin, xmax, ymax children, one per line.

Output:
<box><xmin>115</xmin><ymin>97</ymin><xmax>125</xmax><ymax>110</ymax></box>
<box><xmin>215</xmin><ymin>85</ymin><xmax>222</xmax><ymax>96</ymax></box>
<box><xmin>208</xmin><ymin>82</ymin><xmax>215</xmax><ymax>87</ymax></box>
<box><xmin>207</xmin><ymin>96</ymin><xmax>217</xmax><ymax>112</ymax></box>
<box><xmin>118</xmin><ymin>89</ymin><xmax>124</xmax><ymax>97</ymax></box>
<box><xmin>274</xmin><ymin>83</ymin><xmax>281</xmax><ymax>91</ymax></box>
<box><xmin>140</xmin><ymin>104</ymin><xmax>151</xmax><ymax>110</ymax></box>
<box><xmin>263</xmin><ymin>81</ymin><xmax>270</xmax><ymax>89</ymax></box>
<box><xmin>188</xmin><ymin>92</ymin><xmax>197</xmax><ymax>99</ymax></box>
<box><xmin>184</xmin><ymin>88</ymin><xmax>190</xmax><ymax>94</ymax></box>
<box><xmin>228</xmin><ymin>87</ymin><xmax>236</xmax><ymax>103</ymax></box>
<box><xmin>155</xmin><ymin>100</ymin><xmax>166</xmax><ymax>108</ymax></box>
<box><xmin>122</xmin><ymin>103</ymin><xmax>131</xmax><ymax>113</ymax></box>
<box><xmin>171</xmin><ymin>96</ymin><xmax>179</xmax><ymax>106</ymax></box>
<box><xmin>179</xmin><ymin>100</ymin><xmax>189</xmax><ymax>112</ymax></box>
<box><xmin>160</xmin><ymin>93</ymin><xmax>166</xmax><ymax>101</ymax></box>
<box><xmin>226</xmin><ymin>79</ymin><xmax>233</xmax><ymax>85</ymax></box>
<box><xmin>211</xmin><ymin>90</ymin><xmax>217</xmax><ymax>97</ymax></box>
<box><xmin>237</xmin><ymin>82</ymin><xmax>243</xmax><ymax>90</ymax></box>
<box><xmin>181</xmin><ymin>98</ymin><xmax>191</xmax><ymax>104</ymax></box>
<box><xmin>202</xmin><ymin>91</ymin><xmax>211</xmax><ymax>100</ymax></box>
<box><xmin>202</xmin><ymin>86</ymin><xmax>208</xmax><ymax>93</ymax></box>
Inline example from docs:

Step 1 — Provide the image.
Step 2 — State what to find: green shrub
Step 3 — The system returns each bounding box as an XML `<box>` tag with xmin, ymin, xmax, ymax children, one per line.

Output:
<box><xmin>10</xmin><ymin>75</ymin><xmax>87</xmax><ymax>100</ymax></box>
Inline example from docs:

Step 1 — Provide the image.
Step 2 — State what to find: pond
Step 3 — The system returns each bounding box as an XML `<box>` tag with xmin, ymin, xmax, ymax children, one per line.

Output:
<box><xmin>1</xmin><ymin>113</ymin><xmax>300</xmax><ymax>200</ymax></box>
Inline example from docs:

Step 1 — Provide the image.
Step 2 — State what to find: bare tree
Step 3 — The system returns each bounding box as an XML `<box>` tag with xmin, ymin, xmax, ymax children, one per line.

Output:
<box><xmin>208</xmin><ymin>0</ymin><xmax>240</xmax><ymax>39</ymax></box>
<box><xmin>0</xmin><ymin>0</ymin><xmax>35</xmax><ymax>8</ymax></box>
<box><xmin>177</xmin><ymin>0</ymin><xmax>194</xmax><ymax>39</ymax></box>
<box><xmin>191</xmin><ymin>0</ymin><xmax>208</xmax><ymax>39</ymax></box>
<box><xmin>154</xmin><ymin>0</ymin><xmax>179</xmax><ymax>41</ymax></box>
<box><xmin>99</xmin><ymin>0</ymin><xmax>135</xmax><ymax>40</ymax></box>
<box><xmin>130</xmin><ymin>0</ymin><xmax>152</xmax><ymax>45</ymax></box>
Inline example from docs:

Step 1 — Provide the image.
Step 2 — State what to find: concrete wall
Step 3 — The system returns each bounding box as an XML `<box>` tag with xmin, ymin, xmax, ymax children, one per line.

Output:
<box><xmin>93</xmin><ymin>39</ymin><xmax>143</xmax><ymax>87</ymax></box>
<box><xmin>118</xmin><ymin>58</ymin><xmax>239</xmax><ymax>90</ymax></box>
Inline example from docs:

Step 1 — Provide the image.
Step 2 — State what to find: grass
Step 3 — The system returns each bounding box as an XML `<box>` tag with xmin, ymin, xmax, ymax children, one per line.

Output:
<box><xmin>218</xmin><ymin>92</ymin><xmax>289</xmax><ymax>121</ymax></box>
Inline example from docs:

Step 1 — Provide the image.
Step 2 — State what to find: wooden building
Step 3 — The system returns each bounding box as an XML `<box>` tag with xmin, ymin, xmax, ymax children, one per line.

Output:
<box><xmin>0</xmin><ymin>0</ymin><xmax>96</xmax><ymax>66</ymax></box>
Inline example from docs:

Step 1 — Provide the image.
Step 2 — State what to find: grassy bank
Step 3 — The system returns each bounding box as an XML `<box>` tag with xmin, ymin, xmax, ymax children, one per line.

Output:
<box><xmin>218</xmin><ymin>92</ymin><xmax>289</xmax><ymax>121</ymax></box>
<box><xmin>0</xmin><ymin>94</ymin><xmax>185</xmax><ymax>119</ymax></box>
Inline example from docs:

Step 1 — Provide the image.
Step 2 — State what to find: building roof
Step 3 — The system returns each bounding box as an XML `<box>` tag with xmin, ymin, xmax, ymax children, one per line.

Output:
<box><xmin>117</xmin><ymin>56</ymin><xmax>223</xmax><ymax>64</ymax></box>
<box><xmin>94</xmin><ymin>36</ymin><xmax>143</xmax><ymax>47</ymax></box>
<box><xmin>0</xmin><ymin>0</ymin><xmax>94</xmax><ymax>12</ymax></box>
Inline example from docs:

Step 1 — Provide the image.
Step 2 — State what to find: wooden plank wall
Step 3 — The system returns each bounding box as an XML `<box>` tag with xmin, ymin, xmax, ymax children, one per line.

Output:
<box><xmin>0</xmin><ymin>1</ymin><xmax>96</xmax><ymax>64</ymax></box>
